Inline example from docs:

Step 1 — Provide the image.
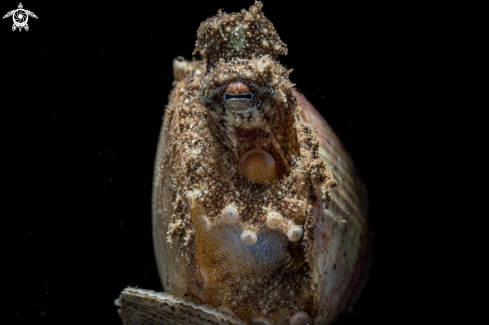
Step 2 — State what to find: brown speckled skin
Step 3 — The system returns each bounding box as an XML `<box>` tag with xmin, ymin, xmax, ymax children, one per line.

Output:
<box><xmin>148</xmin><ymin>2</ymin><xmax>371</xmax><ymax>325</ymax></box>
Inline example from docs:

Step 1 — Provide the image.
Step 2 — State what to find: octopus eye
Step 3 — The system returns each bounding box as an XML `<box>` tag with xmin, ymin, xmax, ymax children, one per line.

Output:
<box><xmin>224</xmin><ymin>93</ymin><xmax>253</xmax><ymax>100</ymax></box>
<box><xmin>222</xmin><ymin>80</ymin><xmax>262</xmax><ymax>113</ymax></box>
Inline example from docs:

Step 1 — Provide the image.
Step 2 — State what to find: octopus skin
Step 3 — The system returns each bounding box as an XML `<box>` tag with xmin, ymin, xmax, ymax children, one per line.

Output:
<box><xmin>116</xmin><ymin>2</ymin><xmax>371</xmax><ymax>324</ymax></box>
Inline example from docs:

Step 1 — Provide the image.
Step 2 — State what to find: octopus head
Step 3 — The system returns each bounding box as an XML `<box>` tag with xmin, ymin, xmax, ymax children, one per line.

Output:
<box><xmin>195</xmin><ymin>1</ymin><xmax>299</xmax><ymax>179</ymax></box>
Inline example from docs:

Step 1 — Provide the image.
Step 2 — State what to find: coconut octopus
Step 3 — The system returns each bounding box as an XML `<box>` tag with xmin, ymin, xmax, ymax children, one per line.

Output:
<box><xmin>116</xmin><ymin>2</ymin><xmax>371</xmax><ymax>324</ymax></box>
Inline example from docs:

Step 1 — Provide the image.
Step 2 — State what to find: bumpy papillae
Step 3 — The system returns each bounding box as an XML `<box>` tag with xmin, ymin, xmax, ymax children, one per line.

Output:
<box><xmin>157</xmin><ymin>2</ymin><xmax>340</xmax><ymax>323</ymax></box>
<box><xmin>194</xmin><ymin>1</ymin><xmax>287</xmax><ymax>70</ymax></box>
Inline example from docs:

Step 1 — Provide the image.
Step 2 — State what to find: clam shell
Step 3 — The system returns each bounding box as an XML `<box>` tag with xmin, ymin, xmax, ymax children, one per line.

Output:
<box><xmin>292</xmin><ymin>88</ymin><xmax>371</xmax><ymax>324</ymax></box>
<box><xmin>117</xmin><ymin>2</ymin><xmax>371</xmax><ymax>324</ymax></box>
<box><xmin>116</xmin><ymin>287</ymin><xmax>245</xmax><ymax>325</ymax></box>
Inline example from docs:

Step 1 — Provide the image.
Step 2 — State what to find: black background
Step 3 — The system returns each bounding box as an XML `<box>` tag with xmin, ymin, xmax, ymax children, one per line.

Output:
<box><xmin>3</xmin><ymin>0</ymin><xmax>426</xmax><ymax>324</ymax></box>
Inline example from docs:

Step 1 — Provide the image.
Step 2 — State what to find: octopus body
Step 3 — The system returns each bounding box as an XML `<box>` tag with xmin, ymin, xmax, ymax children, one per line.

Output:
<box><xmin>116</xmin><ymin>2</ymin><xmax>371</xmax><ymax>324</ymax></box>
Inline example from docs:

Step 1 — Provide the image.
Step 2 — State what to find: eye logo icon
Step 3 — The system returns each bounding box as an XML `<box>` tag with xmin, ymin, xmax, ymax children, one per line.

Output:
<box><xmin>3</xmin><ymin>3</ymin><xmax>37</xmax><ymax>32</ymax></box>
